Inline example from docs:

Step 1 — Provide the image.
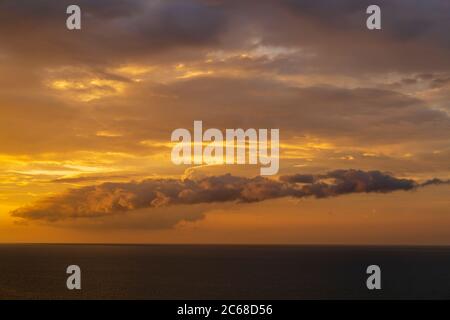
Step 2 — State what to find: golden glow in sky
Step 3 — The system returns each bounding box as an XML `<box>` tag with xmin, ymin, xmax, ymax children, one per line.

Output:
<box><xmin>1</xmin><ymin>0</ymin><xmax>450</xmax><ymax>244</ymax></box>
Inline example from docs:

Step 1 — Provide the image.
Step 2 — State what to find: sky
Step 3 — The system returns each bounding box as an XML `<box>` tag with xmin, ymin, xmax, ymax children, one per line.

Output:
<box><xmin>0</xmin><ymin>0</ymin><xmax>449</xmax><ymax>244</ymax></box>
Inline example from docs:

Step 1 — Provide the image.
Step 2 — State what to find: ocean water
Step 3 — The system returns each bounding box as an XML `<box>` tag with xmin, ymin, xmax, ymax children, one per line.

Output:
<box><xmin>0</xmin><ymin>244</ymin><xmax>449</xmax><ymax>299</ymax></box>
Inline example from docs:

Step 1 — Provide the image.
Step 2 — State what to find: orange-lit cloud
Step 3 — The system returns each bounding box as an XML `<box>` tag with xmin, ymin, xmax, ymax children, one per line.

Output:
<box><xmin>11</xmin><ymin>170</ymin><xmax>447</xmax><ymax>223</ymax></box>
<box><xmin>1</xmin><ymin>0</ymin><xmax>450</xmax><ymax>243</ymax></box>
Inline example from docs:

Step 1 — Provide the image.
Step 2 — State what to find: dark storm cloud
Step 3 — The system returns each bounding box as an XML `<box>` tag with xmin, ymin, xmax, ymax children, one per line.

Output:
<box><xmin>210</xmin><ymin>0</ymin><xmax>450</xmax><ymax>74</ymax></box>
<box><xmin>278</xmin><ymin>0</ymin><xmax>449</xmax><ymax>41</ymax></box>
<box><xmin>0</xmin><ymin>0</ymin><xmax>227</xmax><ymax>66</ymax></box>
<box><xmin>322</xmin><ymin>169</ymin><xmax>416</xmax><ymax>195</ymax></box>
<box><xmin>12</xmin><ymin>169</ymin><xmax>437</xmax><ymax>222</ymax></box>
<box><xmin>0</xmin><ymin>0</ymin><xmax>449</xmax><ymax>74</ymax></box>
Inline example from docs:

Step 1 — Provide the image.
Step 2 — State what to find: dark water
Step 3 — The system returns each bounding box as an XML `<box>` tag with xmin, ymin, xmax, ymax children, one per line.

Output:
<box><xmin>0</xmin><ymin>244</ymin><xmax>450</xmax><ymax>299</ymax></box>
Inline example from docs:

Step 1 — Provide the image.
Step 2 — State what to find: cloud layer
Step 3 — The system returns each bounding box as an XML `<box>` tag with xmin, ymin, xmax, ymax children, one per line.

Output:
<box><xmin>1</xmin><ymin>0</ymin><xmax>450</xmax><ymax>240</ymax></box>
<box><xmin>1</xmin><ymin>0</ymin><xmax>449</xmax><ymax>169</ymax></box>
<box><xmin>11</xmin><ymin>170</ymin><xmax>446</xmax><ymax>222</ymax></box>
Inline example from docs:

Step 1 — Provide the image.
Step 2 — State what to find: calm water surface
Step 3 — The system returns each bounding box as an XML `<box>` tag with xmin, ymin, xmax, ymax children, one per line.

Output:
<box><xmin>0</xmin><ymin>244</ymin><xmax>449</xmax><ymax>299</ymax></box>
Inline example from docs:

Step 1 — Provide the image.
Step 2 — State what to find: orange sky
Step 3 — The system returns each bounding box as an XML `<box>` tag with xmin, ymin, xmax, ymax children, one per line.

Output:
<box><xmin>0</xmin><ymin>0</ymin><xmax>449</xmax><ymax>244</ymax></box>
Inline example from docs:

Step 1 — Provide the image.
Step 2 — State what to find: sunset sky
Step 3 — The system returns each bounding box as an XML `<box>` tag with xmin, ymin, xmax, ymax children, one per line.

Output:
<box><xmin>0</xmin><ymin>0</ymin><xmax>449</xmax><ymax>244</ymax></box>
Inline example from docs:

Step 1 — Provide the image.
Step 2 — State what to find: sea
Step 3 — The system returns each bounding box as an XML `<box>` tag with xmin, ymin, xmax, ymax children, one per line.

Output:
<box><xmin>0</xmin><ymin>244</ymin><xmax>449</xmax><ymax>299</ymax></box>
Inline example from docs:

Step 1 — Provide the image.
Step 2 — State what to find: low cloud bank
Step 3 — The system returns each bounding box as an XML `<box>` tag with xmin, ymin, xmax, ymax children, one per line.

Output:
<box><xmin>11</xmin><ymin>170</ymin><xmax>448</xmax><ymax>221</ymax></box>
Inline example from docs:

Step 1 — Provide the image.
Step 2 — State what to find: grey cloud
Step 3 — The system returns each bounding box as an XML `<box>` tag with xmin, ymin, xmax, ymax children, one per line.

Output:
<box><xmin>420</xmin><ymin>178</ymin><xmax>450</xmax><ymax>187</ymax></box>
<box><xmin>0</xmin><ymin>0</ymin><xmax>227</xmax><ymax>66</ymax></box>
<box><xmin>210</xmin><ymin>0</ymin><xmax>450</xmax><ymax>74</ymax></box>
<box><xmin>1</xmin><ymin>0</ymin><xmax>449</xmax><ymax>75</ymax></box>
<box><xmin>322</xmin><ymin>169</ymin><xmax>416</xmax><ymax>195</ymax></box>
<box><xmin>12</xmin><ymin>169</ymin><xmax>436</xmax><ymax>222</ymax></box>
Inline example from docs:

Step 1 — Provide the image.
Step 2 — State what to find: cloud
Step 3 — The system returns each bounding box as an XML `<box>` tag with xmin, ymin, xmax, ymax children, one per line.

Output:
<box><xmin>419</xmin><ymin>178</ymin><xmax>450</xmax><ymax>187</ymax></box>
<box><xmin>1</xmin><ymin>0</ymin><xmax>449</xmax><ymax>75</ymax></box>
<box><xmin>280</xmin><ymin>174</ymin><xmax>316</xmax><ymax>184</ymax></box>
<box><xmin>0</xmin><ymin>0</ymin><xmax>227</xmax><ymax>66</ymax></box>
<box><xmin>1</xmin><ymin>1</ymin><xmax>449</xmax><ymax>161</ymax></box>
<box><xmin>126</xmin><ymin>77</ymin><xmax>450</xmax><ymax>145</ymax></box>
<box><xmin>51</xmin><ymin>173</ymin><xmax>145</xmax><ymax>184</ymax></box>
<box><xmin>12</xmin><ymin>169</ymin><xmax>439</xmax><ymax>222</ymax></box>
